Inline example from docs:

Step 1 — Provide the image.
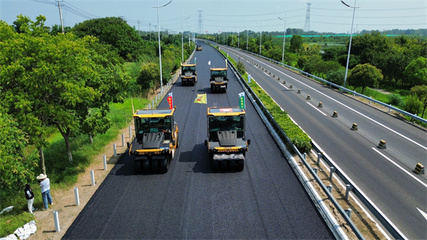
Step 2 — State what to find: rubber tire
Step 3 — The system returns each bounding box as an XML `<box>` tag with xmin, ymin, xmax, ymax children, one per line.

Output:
<box><xmin>159</xmin><ymin>157</ymin><xmax>169</xmax><ymax>173</ymax></box>
<box><xmin>142</xmin><ymin>160</ymin><xmax>150</xmax><ymax>172</ymax></box>
<box><xmin>236</xmin><ymin>160</ymin><xmax>244</xmax><ymax>172</ymax></box>
<box><xmin>135</xmin><ymin>160</ymin><xmax>142</xmax><ymax>174</ymax></box>
<box><xmin>151</xmin><ymin>160</ymin><xmax>159</xmax><ymax>172</ymax></box>
<box><xmin>220</xmin><ymin>161</ymin><xmax>228</xmax><ymax>170</ymax></box>
<box><xmin>212</xmin><ymin>160</ymin><xmax>218</xmax><ymax>171</ymax></box>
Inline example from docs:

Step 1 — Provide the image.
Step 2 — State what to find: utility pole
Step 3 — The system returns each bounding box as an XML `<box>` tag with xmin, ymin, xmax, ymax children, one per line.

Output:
<box><xmin>149</xmin><ymin>23</ymin><xmax>152</xmax><ymax>41</ymax></box>
<box><xmin>197</xmin><ymin>10</ymin><xmax>203</xmax><ymax>35</ymax></box>
<box><xmin>304</xmin><ymin>3</ymin><xmax>311</xmax><ymax>32</ymax></box>
<box><xmin>56</xmin><ymin>0</ymin><xmax>64</xmax><ymax>33</ymax></box>
<box><xmin>246</xmin><ymin>30</ymin><xmax>248</xmax><ymax>50</ymax></box>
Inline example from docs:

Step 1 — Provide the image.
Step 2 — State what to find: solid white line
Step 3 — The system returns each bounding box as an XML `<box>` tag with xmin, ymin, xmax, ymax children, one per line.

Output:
<box><xmin>371</xmin><ymin>147</ymin><xmax>427</xmax><ymax>188</ymax></box>
<box><xmin>417</xmin><ymin>208</ymin><xmax>427</xmax><ymax>220</ymax></box>
<box><xmin>249</xmin><ymin>75</ymin><xmax>284</xmax><ymax>112</ymax></box>
<box><xmin>242</xmin><ymin>52</ymin><xmax>427</xmax><ymax>151</ymax></box>
<box><xmin>307</xmin><ymin>102</ymin><xmax>327</xmax><ymax>116</ymax></box>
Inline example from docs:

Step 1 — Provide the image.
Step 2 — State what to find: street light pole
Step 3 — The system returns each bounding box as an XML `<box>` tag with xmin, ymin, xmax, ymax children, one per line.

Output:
<box><xmin>153</xmin><ymin>0</ymin><xmax>172</xmax><ymax>94</ymax></box>
<box><xmin>278</xmin><ymin>16</ymin><xmax>286</xmax><ymax>64</ymax></box>
<box><xmin>342</xmin><ymin>0</ymin><xmax>357</xmax><ymax>88</ymax></box>
<box><xmin>181</xmin><ymin>16</ymin><xmax>190</xmax><ymax>63</ymax></box>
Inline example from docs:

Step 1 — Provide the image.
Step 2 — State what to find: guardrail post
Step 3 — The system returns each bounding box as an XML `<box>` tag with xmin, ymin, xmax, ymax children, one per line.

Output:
<box><xmin>53</xmin><ymin>210</ymin><xmax>60</xmax><ymax>232</ymax></box>
<box><xmin>129</xmin><ymin>126</ymin><xmax>132</xmax><ymax>138</ymax></box>
<box><xmin>103</xmin><ymin>155</ymin><xmax>107</xmax><ymax>170</ymax></box>
<box><xmin>345</xmin><ymin>184</ymin><xmax>353</xmax><ymax>200</ymax></box>
<box><xmin>303</xmin><ymin>153</ymin><xmax>307</xmax><ymax>161</ymax></box>
<box><xmin>122</xmin><ymin>134</ymin><xmax>125</xmax><ymax>147</ymax></box>
<box><xmin>90</xmin><ymin>169</ymin><xmax>95</xmax><ymax>186</ymax></box>
<box><xmin>345</xmin><ymin>209</ymin><xmax>352</xmax><ymax>218</ymax></box>
<box><xmin>329</xmin><ymin>167</ymin><xmax>335</xmax><ymax>181</ymax></box>
<box><xmin>74</xmin><ymin>187</ymin><xmax>80</xmax><ymax>206</ymax></box>
<box><xmin>313</xmin><ymin>167</ymin><xmax>318</xmax><ymax>174</ymax></box>
<box><xmin>113</xmin><ymin>143</ymin><xmax>117</xmax><ymax>157</ymax></box>
<box><xmin>317</xmin><ymin>152</ymin><xmax>322</xmax><ymax>165</ymax></box>
<box><xmin>326</xmin><ymin>185</ymin><xmax>332</xmax><ymax>193</ymax></box>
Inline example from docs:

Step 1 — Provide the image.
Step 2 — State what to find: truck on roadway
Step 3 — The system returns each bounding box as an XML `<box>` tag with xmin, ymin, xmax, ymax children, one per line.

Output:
<box><xmin>205</xmin><ymin>107</ymin><xmax>250</xmax><ymax>171</ymax></box>
<box><xmin>128</xmin><ymin>107</ymin><xmax>179</xmax><ymax>173</ymax></box>
<box><xmin>180</xmin><ymin>63</ymin><xmax>197</xmax><ymax>86</ymax></box>
<box><xmin>210</xmin><ymin>60</ymin><xmax>228</xmax><ymax>93</ymax></box>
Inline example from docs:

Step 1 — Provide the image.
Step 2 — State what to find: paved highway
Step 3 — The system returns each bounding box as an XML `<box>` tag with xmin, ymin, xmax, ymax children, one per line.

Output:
<box><xmin>62</xmin><ymin>42</ymin><xmax>333</xmax><ymax>239</ymax></box>
<box><xmin>218</xmin><ymin>44</ymin><xmax>427</xmax><ymax>239</ymax></box>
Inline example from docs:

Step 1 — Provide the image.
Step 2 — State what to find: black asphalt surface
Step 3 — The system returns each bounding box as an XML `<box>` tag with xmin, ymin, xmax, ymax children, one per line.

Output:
<box><xmin>218</xmin><ymin>44</ymin><xmax>427</xmax><ymax>240</ymax></box>
<box><xmin>62</xmin><ymin>42</ymin><xmax>334</xmax><ymax>239</ymax></box>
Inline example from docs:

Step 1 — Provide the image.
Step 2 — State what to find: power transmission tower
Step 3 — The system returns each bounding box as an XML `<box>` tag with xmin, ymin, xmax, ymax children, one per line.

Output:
<box><xmin>198</xmin><ymin>10</ymin><xmax>203</xmax><ymax>34</ymax></box>
<box><xmin>304</xmin><ymin>3</ymin><xmax>311</xmax><ymax>32</ymax></box>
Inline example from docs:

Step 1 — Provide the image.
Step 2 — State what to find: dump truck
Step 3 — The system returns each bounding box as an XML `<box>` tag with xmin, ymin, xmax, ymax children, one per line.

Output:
<box><xmin>180</xmin><ymin>63</ymin><xmax>197</xmax><ymax>86</ymax></box>
<box><xmin>205</xmin><ymin>107</ymin><xmax>250</xmax><ymax>171</ymax></box>
<box><xmin>128</xmin><ymin>107</ymin><xmax>179</xmax><ymax>173</ymax></box>
<box><xmin>210</xmin><ymin>60</ymin><xmax>228</xmax><ymax>93</ymax></box>
<box><xmin>196</xmin><ymin>45</ymin><xmax>202</xmax><ymax>51</ymax></box>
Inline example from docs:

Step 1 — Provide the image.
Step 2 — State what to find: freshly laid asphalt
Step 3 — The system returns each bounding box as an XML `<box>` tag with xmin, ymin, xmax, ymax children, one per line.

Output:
<box><xmin>62</xmin><ymin>42</ymin><xmax>334</xmax><ymax>239</ymax></box>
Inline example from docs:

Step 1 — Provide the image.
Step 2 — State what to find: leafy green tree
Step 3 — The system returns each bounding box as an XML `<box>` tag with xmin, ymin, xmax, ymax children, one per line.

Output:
<box><xmin>81</xmin><ymin>108</ymin><xmax>111</xmax><ymax>143</ymax></box>
<box><xmin>0</xmin><ymin>112</ymin><xmax>38</xmax><ymax>190</ymax></box>
<box><xmin>403</xmin><ymin>57</ymin><xmax>427</xmax><ymax>87</ymax></box>
<box><xmin>1</xmin><ymin>17</ymin><xmax>129</xmax><ymax>163</ymax></box>
<box><xmin>410</xmin><ymin>85</ymin><xmax>427</xmax><ymax>117</ymax></box>
<box><xmin>137</xmin><ymin>62</ymin><xmax>160</xmax><ymax>96</ymax></box>
<box><xmin>326</xmin><ymin>69</ymin><xmax>346</xmax><ymax>86</ymax></box>
<box><xmin>290</xmin><ymin>35</ymin><xmax>303</xmax><ymax>53</ymax></box>
<box><xmin>72</xmin><ymin>17</ymin><xmax>145</xmax><ymax>61</ymax></box>
<box><xmin>404</xmin><ymin>94</ymin><xmax>423</xmax><ymax>117</ymax></box>
<box><xmin>347</xmin><ymin>63</ymin><xmax>383</xmax><ymax>93</ymax></box>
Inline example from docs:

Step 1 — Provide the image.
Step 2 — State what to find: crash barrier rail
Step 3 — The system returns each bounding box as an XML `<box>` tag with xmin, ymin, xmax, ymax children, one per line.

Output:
<box><xmin>210</xmin><ymin>46</ymin><xmax>361</xmax><ymax>239</ymax></box>
<box><xmin>240</xmin><ymin>49</ymin><xmax>427</xmax><ymax>125</ymax></box>
<box><xmin>212</xmin><ymin>44</ymin><xmax>406</xmax><ymax>239</ymax></box>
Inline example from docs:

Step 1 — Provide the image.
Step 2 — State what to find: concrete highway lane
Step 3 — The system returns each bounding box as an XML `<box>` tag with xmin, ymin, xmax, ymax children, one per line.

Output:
<box><xmin>62</xmin><ymin>42</ymin><xmax>333</xmax><ymax>239</ymax></box>
<box><xmin>219</xmin><ymin>44</ymin><xmax>427</xmax><ymax>239</ymax></box>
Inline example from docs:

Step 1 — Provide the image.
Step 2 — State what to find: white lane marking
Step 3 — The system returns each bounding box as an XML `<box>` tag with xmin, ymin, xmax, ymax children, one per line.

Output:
<box><xmin>417</xmin><ymin>208</ymin><xmax>427</xmax><ymax>220</ymax></box>
<box><xmin>371</xmin><ymin>147</ymin><xmax>427</xmax><ymax>188</ymax></box>
<box><xmin>240</xmin><ymin>51</ymin><xmax>427</xmax><ymax>151</ymax></box>
<box><xmin>307</xmin><ymin>102</ymin><xmax>327</xmax><ymax>116</ymax></box>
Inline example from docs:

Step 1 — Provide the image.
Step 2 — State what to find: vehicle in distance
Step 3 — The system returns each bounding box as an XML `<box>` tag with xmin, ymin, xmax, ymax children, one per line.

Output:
<box><xmin>128</xmin><ymin>108</ymin><xmax>179</xmax><ymax>173</ymax></box>
<box><xmin>205</xmin><ymin>107</ymin><xmax>250</xmax><ymax>171</ymax></box>
<box><xmin>180</xmin><ymin>63</ymin><xmax>197</xmax><ymax>86</ymax></box>
<box><xmin>210</xmin><ymin>60</ymin><xmax>228</xmax><ymax>93</ymax></box>
<box><xmin>196</xmin><ymin>45</ymin><xmax>202</xmax><ymax>51</ymax></box>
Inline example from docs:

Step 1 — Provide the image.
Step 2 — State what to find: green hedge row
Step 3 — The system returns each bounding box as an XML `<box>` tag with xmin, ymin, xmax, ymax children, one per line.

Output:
<box><xmin>219</xmin><ymin>47</ymin><xmax>311</xmax><ymax>153</ymax></box>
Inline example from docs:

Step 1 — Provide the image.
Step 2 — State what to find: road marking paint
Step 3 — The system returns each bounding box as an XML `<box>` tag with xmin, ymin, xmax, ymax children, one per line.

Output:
<box><xmin>371</xmin><ymin>147</ymin><xmax>427</xmax><ymax>188</ymax></box>
<box><xmin>240</xmin><ymin>52</ymin><xmax>427</xmax><ymax>152</ymax></box>
<box><xmin>417</xmin><ymin>208</ymin><xmax>427</xmax><ymax>220</ymax></box>
<box><xmin>307</xmin><ymin>102</ymin><xmax>327</xmax><ymax>116</ymax></box>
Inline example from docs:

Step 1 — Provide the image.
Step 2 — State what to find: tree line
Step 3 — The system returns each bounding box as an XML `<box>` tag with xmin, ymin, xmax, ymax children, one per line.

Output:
<box><xmin>202</xmin><ymin>30</ymin><xmax>427</xmax><ymax>118</ymax></box>
<box><xmin>0</xmin><ymin>15</ymin><xmax>194</xmax><ymax>191</ymax></box>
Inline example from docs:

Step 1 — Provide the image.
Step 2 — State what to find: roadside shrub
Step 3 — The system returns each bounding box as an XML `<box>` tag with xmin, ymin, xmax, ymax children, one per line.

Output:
<box><xmin>388</xmin><ymin>94</ymin><xmax>403</xmax><ymax>107</ymax></box>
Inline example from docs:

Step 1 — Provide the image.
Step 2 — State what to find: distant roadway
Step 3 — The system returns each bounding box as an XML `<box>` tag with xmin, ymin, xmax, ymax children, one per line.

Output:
<box><xmin>217</xmin><ymin>43</ymin><xmax>427</xmax><ymax>240</ymax></box>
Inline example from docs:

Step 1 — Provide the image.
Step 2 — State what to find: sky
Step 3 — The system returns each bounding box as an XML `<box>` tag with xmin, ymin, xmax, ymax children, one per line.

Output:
<box><xmin>0</xmin><ymin>0</ymin><xmax>426</xmax><ymax>34</ymax></box>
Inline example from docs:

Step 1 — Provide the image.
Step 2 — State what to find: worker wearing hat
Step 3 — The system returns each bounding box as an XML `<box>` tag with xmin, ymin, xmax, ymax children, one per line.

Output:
<box><xmin>36</xmin><ymin>173</ymin><xmax>53</xmax><ymax>210</ymax></box>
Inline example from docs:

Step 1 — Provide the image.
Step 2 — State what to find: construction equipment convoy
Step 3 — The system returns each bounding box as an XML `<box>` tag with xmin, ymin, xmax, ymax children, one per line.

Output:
<box><xmin>180</xmin><ymin>63</ymin><xmax>197</xmax><ymax>86</ymax></box>
<box><xmin>205</xmin><ymin>107</ymin><xmax>250</xmax><ymax>171</ymax></box>
<box><xmin>128</xmin><ymin>107</ymin><xmax>179</xmax><ymax>173</ymax></box>
<box><xmin>210</xmin><ymin>60</ymin><xmax>228</xmax><ymax>93</ymax></box>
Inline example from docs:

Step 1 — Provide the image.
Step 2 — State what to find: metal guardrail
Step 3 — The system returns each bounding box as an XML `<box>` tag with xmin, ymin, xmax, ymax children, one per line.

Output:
<box><xmin>242</xmin><ymin>49</ymin><xmax>427</xmax><ymax>124</ymax></box>
<box><xmin>212</xmin><ymin>43</ymin><xmax>406</xmax><ymax>240</ymax></box>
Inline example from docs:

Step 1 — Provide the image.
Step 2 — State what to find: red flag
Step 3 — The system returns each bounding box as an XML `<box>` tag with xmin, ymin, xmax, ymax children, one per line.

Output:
<box><xmin>167</xmin><ymin>92</ymin><xmax>173</xmax><ymax>109</ymax></box>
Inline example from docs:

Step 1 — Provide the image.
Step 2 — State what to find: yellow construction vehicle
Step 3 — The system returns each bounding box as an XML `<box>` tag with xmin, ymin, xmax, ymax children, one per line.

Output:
<box><xmin>205</xmin><ymin>107</ymin><xmax>250</xmax><ymax>171</ymax></box>
<box><xmin>128</xmin><ymin>107</ymin><xmax>179</xmax><ymax>173</ymax></box>
<box><xmin>210</xmin><ymin>60</ymin><xmax>228</xmax><ymax>93</ymax></box>
<box><xmin>180</xmin><ymin>63</ymin><xmax>197</xmax><ymax>86</ymax></box>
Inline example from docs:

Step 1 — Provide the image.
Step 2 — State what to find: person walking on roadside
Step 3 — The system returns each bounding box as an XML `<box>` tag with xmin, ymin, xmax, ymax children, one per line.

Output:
<box><xmin>24</xmin><ymin>184</ymin><xmax>35</xmax><ymax>214</ymax></box>
<box><xmin>36</xmin><ymin>174</ymin><xmax>53</xmax><ymax>210</ymax></box>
